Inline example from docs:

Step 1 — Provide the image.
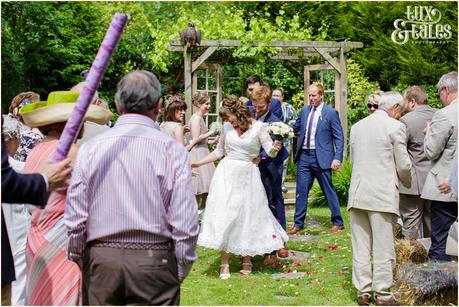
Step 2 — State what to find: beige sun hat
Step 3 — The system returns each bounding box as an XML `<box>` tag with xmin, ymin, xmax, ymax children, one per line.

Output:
<box><xmin>19</xmin><ymin>91</ymin><xmax>112</xmax><ymax>128</ymax></box>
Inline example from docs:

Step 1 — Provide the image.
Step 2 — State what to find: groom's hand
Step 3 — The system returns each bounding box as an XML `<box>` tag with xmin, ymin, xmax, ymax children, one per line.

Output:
<box><xmin>331</xmin><ymin>159</ymin><xmax>341</xmax><ymax>170</ymax></box>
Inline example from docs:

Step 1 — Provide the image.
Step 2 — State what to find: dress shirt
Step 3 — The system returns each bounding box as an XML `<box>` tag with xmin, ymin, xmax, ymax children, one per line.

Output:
<box><xmin>64</xmin><ymin>114</ymin><xmax>199</xmax><ymax>280</ymax></box>
<box><xmin>256</xmin><ymin>110</ymin><xmax>269</xmax><ymax>122</ymax></box>
<box><xmin>302</xmin><ymin>102</ymin><xmax>324</xmax><ymax>149</ymax></box>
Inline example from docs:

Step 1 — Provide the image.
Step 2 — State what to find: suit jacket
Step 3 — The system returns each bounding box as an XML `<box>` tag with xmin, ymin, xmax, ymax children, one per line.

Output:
<box><xmin>292</xmin><ymin>104</ymin><xmax>344</xmax><ymax>169</ymax></box>
<box><xmin>258</xmin><ymin>111</ymin><xmax>289</xmax><ymax>181</ymax></box>
<box><xmin>399</xmin><ymin>105</ymin><xmax>436</xmax><ymax>195</ymax></box>
<box><xmin>1</xmin><ymin>135</ymin><xmax>48</xmax><ymax>285</ymax></box>
<box><xmin>421</xmin><ymin>99</ymin><xmax>458</xmax><ymax>202</ymax></box>
<box><xmin>347</xmin><ymin>112</ymin><xmax>411</xmax><ymax>215</ymax></box>
<box><xmin>246</xmin><ymin>98</ymin><xmax>284</xmax><ymax>122</ymax></box>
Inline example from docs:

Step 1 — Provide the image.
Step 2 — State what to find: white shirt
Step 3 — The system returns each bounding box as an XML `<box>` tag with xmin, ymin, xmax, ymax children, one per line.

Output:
<box><xmin>303</xmin><ymin>102</ymin><xmax>324</xmax><ymax>149</ymax></box>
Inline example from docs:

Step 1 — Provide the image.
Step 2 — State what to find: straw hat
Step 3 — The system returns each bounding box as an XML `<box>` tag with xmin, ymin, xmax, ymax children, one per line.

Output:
<box><xmin>19</xmin><ymin>91</ymin><xmax>112</xmax><ymax>128</ymax></box>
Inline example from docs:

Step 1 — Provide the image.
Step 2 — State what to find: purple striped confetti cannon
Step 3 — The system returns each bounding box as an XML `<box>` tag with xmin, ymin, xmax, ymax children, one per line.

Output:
<box><xmin>51</xmin><ymin>12</ymin><xmax>129</xmax><ymax>163</ymax></box>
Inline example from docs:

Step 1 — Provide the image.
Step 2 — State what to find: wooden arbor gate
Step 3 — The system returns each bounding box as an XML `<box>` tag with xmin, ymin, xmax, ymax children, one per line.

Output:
<box><xmin>168</xmin><ymin>39</ymin><xmax>363</xmax><ymax>145</ymax></box>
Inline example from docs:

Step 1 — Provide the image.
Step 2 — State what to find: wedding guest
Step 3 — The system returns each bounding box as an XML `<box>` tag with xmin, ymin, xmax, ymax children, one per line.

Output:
<box><xmin>1</xmin><ymin>115</ymin><xmax>34</xmax><ymax>305</ymax></box>
<box><xmin>272</xmin><ymin>87</ymin><xmax>297</xmax><ymax>194</ymax></box>
<box><xmin>20</xmin><ymin>90</ymin><xmax>112</xmax><ymax>305</ymax></box>
<box><xmin>65</xmin><ymin>70</ymin><xmax>198</xmax><ymax>305</ymax></box>
<box><xmin>348</xmin><ymin>91</ymin><xmax>411</xmax><ymax>306</ymax></box>
<box><xmin>399</xmin><ymin>86</ymin><xmax>436</xmax><ymax>239</ymax></box>
<box><xmin>1</xmin><ymin>127</ymin><xmax>72</xmax><ymax>306</ymax></box>
<box><xmin>8</xmin><ymin>92</ymin><xmax>44</xmax><ymax>161</ymax></box>
<box><xmin>160</xmin><ymin>95</ymin><xmax>197</xmax><ymax>151</ymax></box>
<box><xmin>289</xmin><ymin>83</ymin><xmax>345</xmax><ymax>235</ymax></box>
<box><xmin>366</xmin><ymin>90</ymin><xmax>383</xmax><ymax>114</ymax></box>
<box><xmin>421</xmin><ymin>71</ymin><xmax>458</xmax><ymax>262</ymax></box>
<box><xmin>192</xmin><ymin>95</ymin><xmax>288</xmax><ymax>279</ymax></box>
<box><xmin>189</xmin><ymin>92</ymin><xmax>218</xmax><ymax>208</ymax></box>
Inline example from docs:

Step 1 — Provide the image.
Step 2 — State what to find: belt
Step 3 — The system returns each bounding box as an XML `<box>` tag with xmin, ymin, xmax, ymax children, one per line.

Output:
<box><xmin>89</xmin><ymin>240</ymin><xmax>173</xmax><ymax>250</ymax></box>
<box><xmin>302</xmin><ymin>148</ymin><xmax>316</xmax><ymax>153</ymax></box>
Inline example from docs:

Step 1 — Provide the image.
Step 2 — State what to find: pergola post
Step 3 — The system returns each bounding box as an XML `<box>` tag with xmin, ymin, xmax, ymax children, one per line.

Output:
<box><xmin>339</xmin><ymin>42</ymin><xmax>348</xmax><ymax>154</ymax></box>
<box><xmin>183</xmin><ymin>45</ymin><xmax>193</xmax><ymax>121</ymax></box>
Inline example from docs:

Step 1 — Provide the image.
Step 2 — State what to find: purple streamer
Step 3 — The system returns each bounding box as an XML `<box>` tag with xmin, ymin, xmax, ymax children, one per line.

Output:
<box><xmin>51</xmin><ymin>13</ymin><xmax>129</xmax><ymax>163</ymax></box>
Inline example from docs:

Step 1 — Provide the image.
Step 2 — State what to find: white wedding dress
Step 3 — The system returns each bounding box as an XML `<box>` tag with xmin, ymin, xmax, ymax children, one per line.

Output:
<box><xmin>198</xmin><ymin>121</ymin><xmax>289</xmax><ymax>256</ymax></box>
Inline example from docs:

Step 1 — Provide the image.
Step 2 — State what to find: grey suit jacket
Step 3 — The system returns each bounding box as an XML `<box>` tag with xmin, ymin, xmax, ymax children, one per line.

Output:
<box><xmin>347</xmin><ymin>112</ymin><xmax>411</xmax><ymax>215</ymax></box>
<box><xmin>399</xmin><ymin>105</ymin><xmax>436</xmax><ymax>195</ymax></box>
<box><xmin>421</xmin><ymin>99</ymin><xmax>458</xmax><ymax>202</ymax></box>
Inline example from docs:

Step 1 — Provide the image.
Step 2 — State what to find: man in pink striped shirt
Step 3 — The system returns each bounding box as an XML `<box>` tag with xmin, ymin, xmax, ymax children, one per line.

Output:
<box><xmin>64</xmin><ymin>70</ymin><xmax>199</xmax><ymax>305</ymax></box>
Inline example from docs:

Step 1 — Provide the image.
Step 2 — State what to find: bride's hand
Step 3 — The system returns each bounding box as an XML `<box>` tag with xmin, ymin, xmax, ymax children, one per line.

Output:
<box><xmin>273</xmin><ymin>140</ymin><xmax>282</xmax><ymax>151</ymax></box>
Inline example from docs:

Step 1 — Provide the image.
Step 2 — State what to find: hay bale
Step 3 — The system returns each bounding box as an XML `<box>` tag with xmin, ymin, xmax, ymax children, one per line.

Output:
<box><xmin>394</xmin><ymin>239</ymin><xmax>428</xmax><ymax>279</ymax></box>
<box><xmin>394</xmin><ymin>222</ymin><xmax>404</xmax><ymax>239</ymax></box>
<box><xmin>396</xmin><ymin>262</ymin><xmax>458</xmax><ymax>305</ymax></box>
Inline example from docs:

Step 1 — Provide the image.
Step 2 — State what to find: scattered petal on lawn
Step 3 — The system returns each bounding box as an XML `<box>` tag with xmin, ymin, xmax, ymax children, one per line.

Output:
<box><xmin>329</xmin><ymin>244</ymin><xmax>338</xmax><ymax>250</ymax></box>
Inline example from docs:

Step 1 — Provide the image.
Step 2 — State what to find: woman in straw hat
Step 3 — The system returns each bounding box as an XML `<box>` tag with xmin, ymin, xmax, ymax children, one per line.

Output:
<box><xmin>20</xmin><ymin>91</ymin><xmax>112</xmax><ymax>305</ymax></box>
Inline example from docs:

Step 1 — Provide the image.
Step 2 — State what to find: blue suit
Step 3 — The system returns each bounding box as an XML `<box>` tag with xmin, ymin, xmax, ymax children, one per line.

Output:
<box><xmin>257</xmin><ymin>110</ymin><xmax>289</xmax><ymax>229</ymax></box>
<box><xmin>291</xmin><ymin>103</ymin><xmax>344</xmax><ymax>228</ymax></box>
<box><xmin>247</xmin><ymin>98</ymin><xmax>284</xmax><ymax>122</ymax></box>
<box><xmin>1</xmin><ymin>136</ymin><xmax>48</xmax><ymax>285</ymax></box>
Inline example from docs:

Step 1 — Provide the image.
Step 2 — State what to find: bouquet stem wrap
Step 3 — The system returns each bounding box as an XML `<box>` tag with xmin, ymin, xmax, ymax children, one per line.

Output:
<box><xmin>50</xmin><ymin>13</ymin><xmax>129</xmax><ymax>163</ymax></box>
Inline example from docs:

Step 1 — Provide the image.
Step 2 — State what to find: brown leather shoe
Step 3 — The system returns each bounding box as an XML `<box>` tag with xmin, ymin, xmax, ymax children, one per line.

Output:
<box><xmin>328</xmin><ymin>225</ymin><xmax>345</xmax><ymax>233</ymax></box>
<box><xmin>375</xmin><ymin>297</ymin><xmax>400</xmax><ymax>306</ymax></box>
<box><xmin>277</xmin><ymin>247</ymin><xmax>289</xmax><ymax>258</ymax></box>
<box><xmin>357</xmin><ymin>295</ymin><xmax>370</xmax><ymax>306</ymax></box>
<box><xmin>288</xmin><ymin>227</ymin><xmax>302</xmax><ymax>235</ymax></box>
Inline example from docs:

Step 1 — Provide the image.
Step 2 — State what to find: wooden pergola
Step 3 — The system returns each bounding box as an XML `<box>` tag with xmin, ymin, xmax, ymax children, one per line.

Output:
<box><xmin>168</xmin><ymin>39</ymin><xmax>363</xmax><ymax>144</ymax></box>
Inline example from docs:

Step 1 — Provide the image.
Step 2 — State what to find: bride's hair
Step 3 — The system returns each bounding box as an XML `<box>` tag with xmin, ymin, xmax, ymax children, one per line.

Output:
<box><xmin>219</xmin><ymin>95</ymin><xmax>252</xmax><ymax>133</ymax></box>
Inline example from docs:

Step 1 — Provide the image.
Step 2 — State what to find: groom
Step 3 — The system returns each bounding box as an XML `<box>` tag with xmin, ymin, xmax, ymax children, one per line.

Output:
<box><xmin>251</xmin><ymin>84</ymin><xmax>289</xmax><ymax>261</ymax></box>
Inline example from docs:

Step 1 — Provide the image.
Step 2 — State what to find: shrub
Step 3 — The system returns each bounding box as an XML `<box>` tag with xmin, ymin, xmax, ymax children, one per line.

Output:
<box><xmin>309</xmin><ymin>158</ymin><xmax>352</xmax><ymax>207</ymax></box>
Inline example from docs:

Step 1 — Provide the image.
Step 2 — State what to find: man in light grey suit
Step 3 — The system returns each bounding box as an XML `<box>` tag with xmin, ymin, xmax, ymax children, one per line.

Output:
<box><xmin>348</xmin><ymin>92</ymin><xmax>411</xmax><ymax>306</ymax></box>
<box><xmin>421</xmin><ymin>71</ymin><xmax>458</xmax><ymax>262</ymax></box>
<box><xmin>399</xmin><ymin>86</ymin><xmax>436</xmax><ymax>239</ymax></box>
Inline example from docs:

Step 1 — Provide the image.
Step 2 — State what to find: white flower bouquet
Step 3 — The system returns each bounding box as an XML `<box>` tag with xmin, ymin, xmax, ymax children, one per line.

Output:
<box><xmin>209</xmin><ymin>121</ymin><xmax>223</xmax><ymax>136</ymax></box>
<box><xmin>267</xmin><ymin>122</ymin><xmax>294</xmax><ymax>141</ymax></box>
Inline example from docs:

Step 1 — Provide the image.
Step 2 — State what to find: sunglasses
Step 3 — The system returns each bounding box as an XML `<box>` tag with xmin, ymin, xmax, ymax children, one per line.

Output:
<box><xmin>367</xmin><ymin>103</ymin><xmax>378</xmax><ymax>109</ymax></box>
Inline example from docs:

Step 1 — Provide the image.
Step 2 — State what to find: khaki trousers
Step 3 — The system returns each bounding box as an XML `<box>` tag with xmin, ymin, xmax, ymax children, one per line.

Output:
<box><xmin>350</xmin><ymin>208</ymin><xmax>396</xmax><ymax>300</ymax></box>
<box><xmin>83</xmin><ymin>246</ymin><xmax>180</xmax><ymax>306</ymax></box>
<box><xmin>1</xmin><ymin>283</ymin><xmax>11</xmax><ymax>306</ymax></box>
<box><xmin>399</xmin><ymin>194</ymin><xmax>431</xmax><ymax>239</ymax></box>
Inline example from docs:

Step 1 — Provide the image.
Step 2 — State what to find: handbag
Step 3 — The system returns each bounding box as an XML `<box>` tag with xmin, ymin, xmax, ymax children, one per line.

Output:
<box><xmin>446</xmin><ymin>220</ymin><xmax>458</xmax><ymax>256</ymax></box>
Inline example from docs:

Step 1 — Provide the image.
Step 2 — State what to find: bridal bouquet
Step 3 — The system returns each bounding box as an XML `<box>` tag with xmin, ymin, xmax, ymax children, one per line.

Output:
<box><xmin>267</xmin><ymin>122</ymin><xmax>294</xmax><ymax>141</ymax></box>
<box><xmin>209</xmin><ymin>121</ymin><xmax>223</xmax><ymax>136</ymax></box>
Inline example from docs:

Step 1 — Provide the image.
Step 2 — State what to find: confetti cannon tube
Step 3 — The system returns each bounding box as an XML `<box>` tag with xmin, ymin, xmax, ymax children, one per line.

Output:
<box><xmin>51</xmin><ymin>13</ymin><xmax>129</xmax><ymax>163</ymax></box>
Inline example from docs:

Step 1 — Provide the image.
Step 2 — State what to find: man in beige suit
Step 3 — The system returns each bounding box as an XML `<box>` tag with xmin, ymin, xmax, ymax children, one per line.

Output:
<box><xmin>348</xmin><ymin>92</ymin><xmax>411</xmax><ymax>306</ymax></box>
<box><xmin>399</xmin><ymin>86</ymin><xmax>436</xmax><ymax>239</ymax></box>
<box><xmin>421</xmin><ymin>71</ymin><xmax>458</xmax><ymax>262</ymax></box>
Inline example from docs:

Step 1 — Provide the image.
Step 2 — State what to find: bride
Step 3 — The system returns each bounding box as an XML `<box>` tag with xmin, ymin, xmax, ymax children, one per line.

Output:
<box><xmin>191</xmin><ymin>95</ymin><xmax>288</xmax><ymax>279</ymax></box>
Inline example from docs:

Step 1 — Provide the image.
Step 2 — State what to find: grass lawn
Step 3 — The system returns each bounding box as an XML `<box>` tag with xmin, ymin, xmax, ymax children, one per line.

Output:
<box><xmin>181</xmin><ymin>205</ymin><xmax>358</xmax><ymax>305</ymax></box>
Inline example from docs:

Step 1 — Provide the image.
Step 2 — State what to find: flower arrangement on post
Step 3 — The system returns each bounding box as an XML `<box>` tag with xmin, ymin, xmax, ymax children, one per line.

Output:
<box><xmin>266</xmin><ymin>122</ymin><xmax>294</xmax><ymax>141</ymax></box>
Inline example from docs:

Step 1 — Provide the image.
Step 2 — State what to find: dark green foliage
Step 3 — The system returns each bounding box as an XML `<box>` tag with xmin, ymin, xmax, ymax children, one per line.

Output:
<box><xmin>309</xmin><ymin>159</ymin><xmax>353</xmax><ymax>208</ymax></box>
<box><xmin>1</xmin><ymin>2</ymin><xmax>456</xmax><ymax>117</ymax></box>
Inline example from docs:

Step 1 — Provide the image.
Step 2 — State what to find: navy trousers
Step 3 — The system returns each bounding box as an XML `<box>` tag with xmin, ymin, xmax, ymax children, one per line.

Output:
<box><xmin>259</xmin><ymin>165</ymin><xmax>286</xmax><ymax>230</ymax></box>
<box><xmin>428</xmin><ymin>200</ymin><xmax>458</xmax><ymax>262</ymax></box>
<box><xmin>294</xmin><ymin>149</ymin><xmax>343</xmax><ymax>228</ymax></box>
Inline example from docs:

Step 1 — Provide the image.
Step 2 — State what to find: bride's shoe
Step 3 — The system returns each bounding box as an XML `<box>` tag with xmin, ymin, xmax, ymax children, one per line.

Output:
<box><xmin>219</xmin><ymin>264</ymin><xmax>231</xmax><ymax>280</ymax></box>
<box><xmin>239</xmin><ymin>262</ymin><xmax>252</xmax><ymax>275</ymax></box>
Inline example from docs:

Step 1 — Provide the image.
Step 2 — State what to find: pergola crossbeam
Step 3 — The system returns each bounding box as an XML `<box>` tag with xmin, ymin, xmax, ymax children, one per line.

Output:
<box><xmin>313</xmin><ymin>48</ymin><xmax>341</xmax><ymax>74</ymax></box>
<box><xmin>169</xmin><ymin>39</ymin><xmax>363</xmax><ymax>50</ymax></box>
<box><xmin>192</xmin><ymin>46</ymin><xmax>218</xmax><ymax>73</ymax></box>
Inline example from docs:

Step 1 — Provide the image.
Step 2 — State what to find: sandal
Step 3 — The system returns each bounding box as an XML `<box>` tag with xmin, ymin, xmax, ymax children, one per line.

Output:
<box><xmin>219</xmin><ymin>264</ymin><xmax>231</xmax><ymax>280</ymax></box>
<box><xmin>239</xmin><ymin>262</ymin><xmax>252</xmax><ymax>275</ymax></box>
